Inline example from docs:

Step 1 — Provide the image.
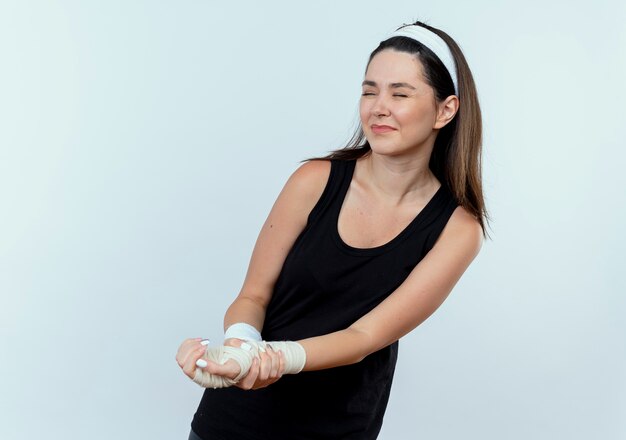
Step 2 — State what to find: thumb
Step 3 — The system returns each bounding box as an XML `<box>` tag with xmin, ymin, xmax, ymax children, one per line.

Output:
<box><xmin>202</xmin><ymin>358</ymin><xmax>241</xmax><ymax>380</ymax></box>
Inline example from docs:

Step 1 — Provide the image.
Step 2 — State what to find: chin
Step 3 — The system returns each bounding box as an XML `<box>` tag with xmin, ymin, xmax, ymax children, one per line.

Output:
<box><xmin>369</xmin><ymin>141</ymin><xmax>407</xmax><ymax>157</ymax></box>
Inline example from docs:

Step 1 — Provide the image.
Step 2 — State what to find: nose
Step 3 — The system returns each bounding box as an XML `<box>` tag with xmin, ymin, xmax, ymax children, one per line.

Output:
<box><xmin>371</xmin><ymin>94</ymin><xmax>390</xmax><ymax>117</ymax></box>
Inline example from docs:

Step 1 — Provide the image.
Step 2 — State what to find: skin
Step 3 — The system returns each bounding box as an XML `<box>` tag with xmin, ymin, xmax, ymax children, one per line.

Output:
<box><xmin>176</xmin><ymin>49</ymin><xmax>482</xmax><ymax>388</ymax></box>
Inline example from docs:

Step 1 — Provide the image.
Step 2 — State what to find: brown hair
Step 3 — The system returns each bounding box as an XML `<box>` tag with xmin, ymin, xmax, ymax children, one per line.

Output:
<box><xmin>308</xmin><ymin>20</ymin><xmax>490</xmax><ymax>237</ymax></box>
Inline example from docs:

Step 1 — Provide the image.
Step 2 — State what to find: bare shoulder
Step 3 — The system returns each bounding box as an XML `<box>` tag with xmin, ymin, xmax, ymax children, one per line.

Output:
<box><xmin>437</xmin><ymin>205</ymin><xmax>484</xmax><ymax>258</ymax></box>
<box><xmin>283</xmin><ymin>159</ymin><xmax>332</xmax><ymax>207</ymax></box>
<box><xmin>238</xmin><ymin>159</ymin><xmax>332</xmax><ymax>301</ymax></box>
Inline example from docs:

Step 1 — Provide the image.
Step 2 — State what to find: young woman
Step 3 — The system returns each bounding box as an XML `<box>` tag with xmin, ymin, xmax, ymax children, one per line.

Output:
<box><xmin>177</xmin><ymin>20</ymin><xmax>488</xmax><ymax>440</ymax></box>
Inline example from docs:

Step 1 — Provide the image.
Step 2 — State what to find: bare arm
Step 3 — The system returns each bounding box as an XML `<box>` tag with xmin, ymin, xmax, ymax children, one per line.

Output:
<box><xmin>176</xmin><ymin>161</ymin><xmax>331</xmax><ymax>389</ymax></box>
<box><xmin>298</xmin><ymin>206</ymin><xmax>483</xmax><ymax>370</ymax></box>
<box><xmin>222</xmin><ymin>160</ymin><xmax>332</xmax><ymax>334</ymax></box>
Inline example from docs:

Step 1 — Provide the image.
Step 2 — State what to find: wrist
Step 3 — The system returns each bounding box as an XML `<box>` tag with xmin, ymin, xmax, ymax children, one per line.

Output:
<box><xmin>224</xmin><ymin>322</ymin><xmax>262</xmax><ymax>342</ymax></box>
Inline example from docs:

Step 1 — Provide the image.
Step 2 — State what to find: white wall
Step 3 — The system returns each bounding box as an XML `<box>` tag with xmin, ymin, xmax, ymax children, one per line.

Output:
<box><xmin>1</xmin><ymin>1</ymin><xmax>624</xmax><ymax>439</ymax></box>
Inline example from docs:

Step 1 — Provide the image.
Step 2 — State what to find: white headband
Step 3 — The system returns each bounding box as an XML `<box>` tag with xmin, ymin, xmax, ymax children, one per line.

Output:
<box><xmin>388</xmin><ymin>25</ymin><xmax>458</xmax><ymax>95</ymax></box>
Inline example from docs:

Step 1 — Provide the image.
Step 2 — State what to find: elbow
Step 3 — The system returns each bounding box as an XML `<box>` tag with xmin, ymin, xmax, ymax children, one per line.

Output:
<box><xmin>233</xmin><ymin>287</ymin><xmax>272</xmax><ymax>311</ymax></box>
<box><xmin>347</xmin><ymin>326</ymin><xmax>379</xmax><ymax>364</ymax></box>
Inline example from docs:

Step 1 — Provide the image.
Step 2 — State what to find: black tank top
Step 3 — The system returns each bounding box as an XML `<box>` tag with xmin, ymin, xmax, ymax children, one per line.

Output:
<box><xmin>191</xmin><ymin>159</ymin><xmax>459</xmax><ymax>440</ymax></box>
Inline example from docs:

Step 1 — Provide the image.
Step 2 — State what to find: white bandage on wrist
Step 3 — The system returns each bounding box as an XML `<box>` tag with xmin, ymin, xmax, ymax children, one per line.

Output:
<box><xmin>223</xmin><ymin>322</ymin><xmax>262</xmax><ymax>342</ymax></box>
<box><xmin>193</xmin><ymin>340</ymin><xmax>307</xmax><ymax>389</ymax></box>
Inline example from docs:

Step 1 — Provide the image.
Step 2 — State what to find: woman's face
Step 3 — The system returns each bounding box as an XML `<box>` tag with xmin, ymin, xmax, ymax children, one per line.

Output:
<box><xmin>360</xmin><ymin>49</ymin><xmax>444</xmax><ymax>157</ymax></box>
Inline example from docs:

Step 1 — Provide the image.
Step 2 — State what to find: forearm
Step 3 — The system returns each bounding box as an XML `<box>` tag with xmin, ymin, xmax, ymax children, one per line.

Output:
<box><xmin>223</xmin><ymin>295</ymin><xmax>267</xmax><ymax>334</ymax></box>
<box><xmin>193</xmin><ymin>323</ymin><xmax>378</xmax><ymax>389</ymax></box>
<box><xmin>297</xmin><ymin>327</ymin><xmax>375</xmax><ymax>371</ymax></box>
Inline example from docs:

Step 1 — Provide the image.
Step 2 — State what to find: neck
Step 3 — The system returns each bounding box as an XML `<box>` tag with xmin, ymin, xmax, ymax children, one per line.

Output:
<box><xmin>359</xmin><ymin>151</ymin><xmax>440</xmax><ymax>204</ymax></box>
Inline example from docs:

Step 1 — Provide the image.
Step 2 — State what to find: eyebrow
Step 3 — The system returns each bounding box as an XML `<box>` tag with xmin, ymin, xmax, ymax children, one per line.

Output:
<box><xmin>361</xmin><ymin>80</ymin><xmax>416</xmax><ymax>90</ymax></box>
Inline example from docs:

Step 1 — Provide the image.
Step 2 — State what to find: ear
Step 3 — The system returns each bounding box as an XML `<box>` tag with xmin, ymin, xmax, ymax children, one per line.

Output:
<box><xmin>434</xmin><ymin>95</ymin><xmax>459</xmax><ymax>129</ymax></box>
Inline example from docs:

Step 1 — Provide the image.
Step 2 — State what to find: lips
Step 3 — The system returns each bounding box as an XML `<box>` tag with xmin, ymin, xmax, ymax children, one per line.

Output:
<box><xmin>371</xmin><ymin>124</ymin><xmax>397</xmax><ymax>134</ymax></box>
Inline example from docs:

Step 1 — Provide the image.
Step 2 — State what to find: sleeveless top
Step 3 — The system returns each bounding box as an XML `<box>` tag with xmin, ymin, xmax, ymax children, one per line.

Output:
<box><xmin>191</xmin><ymin>159</ymin><xmax>459</xmax><ymax>440</ymax></box>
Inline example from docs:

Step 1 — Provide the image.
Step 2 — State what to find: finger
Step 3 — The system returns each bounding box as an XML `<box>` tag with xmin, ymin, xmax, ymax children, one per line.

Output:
<box><xmin>183</xmin><ymin>337</ymin><xmax>202</xmax><ymax>346</ymax></box>
<box><xmin>257</xmin><ymin>349</ymin><xmax>271</xmax><ymax>381</ymax></box>
<box><xmin>205</xmin><ymin>358</ymin><xmax>240</xmax><ymax>380</ymax></box>
<box><xmin>262</xmin><ymin>346</ymin><xmax>275</xmax><ymax>378</ymax></box>
<box><xmin>177</xmin><ymin>340</ymin><xmax>205</xmax><ymax>367</ymax></box>
<box><xmin>180</xmin><ymin>337</ymin><xmax>203</xmax><ymax>352</ymax></box>
<box><xmin>183</xmin><ymin>345</ymin><xmax>207</xmax><ymax>378</ymax></box>
<box><xmin>267</xmin><ymin>348</ymin><xmax>280</xmax><ymax>378</ymax></box>
<box><xmin>237</xmin><ymin>358</ymin><xmax>259</xmax><ymax>390</ymax></box>
<box><xmin>177</xmin><ymin>338</ymin><xmax>204</xmax><ymax>360</ymax></box>
<box><xmin>277</xmin><ymin>350</ymin><xmax>285</xmax><ymax>376</ymax></box>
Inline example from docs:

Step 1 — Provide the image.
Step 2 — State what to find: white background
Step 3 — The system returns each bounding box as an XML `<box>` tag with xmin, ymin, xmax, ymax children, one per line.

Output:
<box><xmin>1</xmin><ymin>1</ymin><xmax>624</xmax><ymax>439</ymax></box>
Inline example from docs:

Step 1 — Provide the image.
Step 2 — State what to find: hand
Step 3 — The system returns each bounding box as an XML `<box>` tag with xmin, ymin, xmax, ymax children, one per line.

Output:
<box><xmin>224</xmin><ymin>338</ymin><xmax>286</xmax><ymax>390</ymax></box>
<box><xmin>175</xmin><ymin>338</ymin><xmax>240</xmax><ymax>382</ymax></box>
